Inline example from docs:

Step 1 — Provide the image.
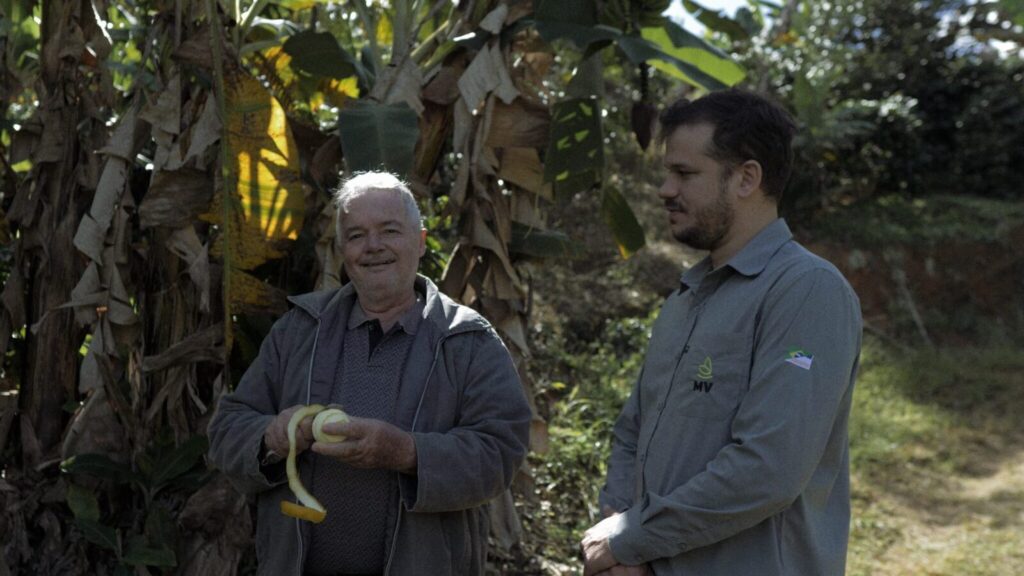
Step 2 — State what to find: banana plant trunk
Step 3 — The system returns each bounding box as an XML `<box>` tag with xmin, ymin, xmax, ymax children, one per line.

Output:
<box><xmin>15</xmin><ymin>0</ymin><xmax>101</xmax><ymax>467</ymax></box>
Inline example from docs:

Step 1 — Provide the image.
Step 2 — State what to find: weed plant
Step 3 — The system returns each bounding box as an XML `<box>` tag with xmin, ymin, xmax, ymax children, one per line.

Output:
<box><xmin>519</xmin><ymin>312</ymin><xmax>655</xmax><ymax>571</ymax></box>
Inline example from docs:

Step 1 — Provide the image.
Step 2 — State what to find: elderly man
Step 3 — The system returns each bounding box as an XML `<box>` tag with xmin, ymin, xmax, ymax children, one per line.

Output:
<box><xmin>208</xmin><ymin>172</ymin><xmax>531</xmax><ymax>576</ymax></box>
<box><xmin>581</xmin><ymin>89</ymin><xmax>862</xmax><ymax>575</ymax></box>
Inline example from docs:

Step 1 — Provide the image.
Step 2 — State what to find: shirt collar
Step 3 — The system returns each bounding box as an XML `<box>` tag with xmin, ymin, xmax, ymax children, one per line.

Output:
<box><xmin>725</xmin><ymin>218</ymin><xmax>793</xmax><ymax>277</ymax></box>
<box><xmin>348</xmin><ymin>291</ymin><xmax>425</xmax><ymax>335</ymax></box>
<box><xmin>679</xmin><ymin>257</ymin><xmax>712</xmax><ymax>291</ymax></box>
<box><xmin>679</xmin><ymin>218</ymin><xmax>793</xmax><ymax>290</ymax></box>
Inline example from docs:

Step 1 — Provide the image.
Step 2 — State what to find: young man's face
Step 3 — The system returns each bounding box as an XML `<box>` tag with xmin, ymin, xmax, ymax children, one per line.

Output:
<box><xmin>658</xmin><ymin>122</ymin><xmax>737</xmax><ymax>251</ymax></box>
<box><xmin>339</xmin><ymin>189</ymin><xmax>425</xmax><ymax>307</ymax></box>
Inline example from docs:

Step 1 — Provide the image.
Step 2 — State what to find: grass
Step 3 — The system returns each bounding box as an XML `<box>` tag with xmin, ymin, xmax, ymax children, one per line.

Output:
<box><xmin>847</xmin><ymin>339</ymin><xmax>1024</xmax><ymax>575</ymax></box>
<box><xmin>522</xmin><ymin>330</ymin><xmax>1024</xmax><ymax>575</ymax></box>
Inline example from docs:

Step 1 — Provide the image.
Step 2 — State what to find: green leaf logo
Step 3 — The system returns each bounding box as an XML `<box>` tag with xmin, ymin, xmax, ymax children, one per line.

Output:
<box><xmin>697</xmin><ymin>356</ymin><xmax>713</xmax><ymax>380</ymax></box>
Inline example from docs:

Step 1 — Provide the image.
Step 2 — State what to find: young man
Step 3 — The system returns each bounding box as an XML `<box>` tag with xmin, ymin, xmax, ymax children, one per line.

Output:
<box><xmin>208</xmin><ymin>172</ymin><xmax>531</xmax><ymax>576</ymax></box>
<box><xmin>581</xmin><ymin>89</ymin><xmax>863</xmax><ymax>576</ymax></box>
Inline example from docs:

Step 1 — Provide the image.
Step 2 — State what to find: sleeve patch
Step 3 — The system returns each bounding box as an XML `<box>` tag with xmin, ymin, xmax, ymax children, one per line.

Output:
<box><xmin>784</xmin><ymin>348</ymin><xmax>814</xmax><ymax>370</ymax></box>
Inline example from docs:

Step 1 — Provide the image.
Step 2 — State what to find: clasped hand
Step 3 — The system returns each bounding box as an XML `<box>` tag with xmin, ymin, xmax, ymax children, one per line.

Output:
<box><xmin>311</xmin><ymin>416</ymin><xmax>417</xmax><ymax>474</ymax></box>
<box><xmin>263</xmin><ymin>406</ymin><xmax>416</xmax><ymax>474</ymax></box>
<box><xmin>581</xmin><ymin>511</ymin><xmax>652</xmax><ymax>576</ymax></box>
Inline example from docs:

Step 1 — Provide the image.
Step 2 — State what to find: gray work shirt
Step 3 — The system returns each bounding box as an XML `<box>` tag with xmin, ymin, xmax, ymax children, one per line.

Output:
<box><xmin>600</xmin><ymin>219</ymin><xmax>862</xmax><ymax>576</ymax></box>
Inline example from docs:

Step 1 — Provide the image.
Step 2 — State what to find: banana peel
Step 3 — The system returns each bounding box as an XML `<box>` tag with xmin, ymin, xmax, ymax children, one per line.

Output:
<box><xmin>279</xmin><ymin>404</ymin><xmax>351</xmax><ymax>523</ymax></box>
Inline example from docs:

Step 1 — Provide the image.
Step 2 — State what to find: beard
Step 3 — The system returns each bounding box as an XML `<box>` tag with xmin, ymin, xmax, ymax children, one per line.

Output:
<box><xmin>671</xmin><ymin>179</ymin><xmax>735</xmax><ymax>251</ymax></box>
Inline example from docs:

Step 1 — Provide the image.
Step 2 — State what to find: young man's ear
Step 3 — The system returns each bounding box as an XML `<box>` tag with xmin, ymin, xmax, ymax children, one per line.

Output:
<box><xmin>735</xmin><ymin>160</ymin><xmax>764</xmax><ymax>199</ymax></box>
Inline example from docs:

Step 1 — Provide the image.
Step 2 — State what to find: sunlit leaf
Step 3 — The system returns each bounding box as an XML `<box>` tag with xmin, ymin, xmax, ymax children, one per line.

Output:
<box><xmin>639</xmin><ymin>24</ymin><xmax>745</xmax><ymax>89</ymax></box>
<box><xmin>208</xmin><ymin>70</ymin><xmax>304</xmax><ymax>267</ymax></box>
<box><xmin>325</xmin><ymin>76</ymin><xmax>360</xmax><ymax>102</ymax></box>
<box><xmin>543</xmin><ymin>98</ymin><xmax>604</xmax><ymax>197</ymax></box>
<box><xmin>376</xmin><ymin>11</ymin><xmax>393</xmax><ymax>47</ymax></box>
<box><xmin>658</xmin><ymin>19</ymin><xmax>729</xmax><ymax>58</ymax></box>
<box><xmin>201</xmin><ymin>70</ymin><xmax>303</xmax><ymax>323</ymax></box>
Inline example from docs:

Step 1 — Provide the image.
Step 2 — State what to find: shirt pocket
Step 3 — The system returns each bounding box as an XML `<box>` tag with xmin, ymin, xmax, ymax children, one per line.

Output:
<box><xmin>670</xmin><ymin>331</ymin><xmax>750</xmax><ymax>419</ymax></box>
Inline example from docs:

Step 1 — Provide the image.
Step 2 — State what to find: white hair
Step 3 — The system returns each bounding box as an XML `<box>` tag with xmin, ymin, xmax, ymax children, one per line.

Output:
<box><xmin>333</xmin><ymin>172</ymin><xmax>422</xmax><ymax>242</ymax></box>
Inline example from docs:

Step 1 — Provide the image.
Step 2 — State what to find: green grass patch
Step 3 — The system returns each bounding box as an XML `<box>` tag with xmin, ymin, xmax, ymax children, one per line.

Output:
<box><xmin>849</xmin><ymin>338</ymin><xmax>1024</xmax><ymax>574</ymax></box>
<box><xmin>521</xmin><ymin>313</ymin><xmax>652</xmax><ymax>568</ymax></box>
<box><xmin>523</xmin><ymin>327</ymin><xmax>1024</xmax><ymax>574</ymax></box>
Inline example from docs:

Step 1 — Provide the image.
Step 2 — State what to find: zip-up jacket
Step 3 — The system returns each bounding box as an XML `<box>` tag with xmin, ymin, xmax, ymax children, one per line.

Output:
<box><xmin>207</xmin><ymin>275</ymin><xmax>532</xmax><ymax>575</ymax></box>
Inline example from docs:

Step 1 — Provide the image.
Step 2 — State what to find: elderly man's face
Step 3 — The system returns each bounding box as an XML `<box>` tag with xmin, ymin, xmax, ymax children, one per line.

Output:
<box><xmin>339</xmin><ymin>189</ymin><xmax>425</xmax><ymax>308</ymax></box>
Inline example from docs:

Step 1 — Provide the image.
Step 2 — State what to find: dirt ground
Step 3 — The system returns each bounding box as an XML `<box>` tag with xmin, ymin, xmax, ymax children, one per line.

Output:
<box><xmin>852</xmin><ymin>430</ymin><xmax>1024</xmax><ymax>576</ymax></box>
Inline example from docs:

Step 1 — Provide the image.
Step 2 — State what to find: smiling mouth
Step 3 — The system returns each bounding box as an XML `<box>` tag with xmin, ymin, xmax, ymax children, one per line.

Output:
<box><xmin>361</xmin><ymin>259</ymin><xmax>396</xmax><ymax>269</ymax></box>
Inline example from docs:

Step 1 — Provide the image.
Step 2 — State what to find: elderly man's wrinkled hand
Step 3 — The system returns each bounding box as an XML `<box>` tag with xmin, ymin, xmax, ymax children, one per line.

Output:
<box><xmin>582</xmin><ymin>513</ymin><xmax>625</xmax><ymax>576</ymax></box>
<box><xmin>264</xmin><ymin>405</ymin><xmax>315</xmax><ymax>458</ymax></box>
<box><xmin>311</xmin><ymin>416</ymin><xmax>417</xmax><ymax>473</ymax></box>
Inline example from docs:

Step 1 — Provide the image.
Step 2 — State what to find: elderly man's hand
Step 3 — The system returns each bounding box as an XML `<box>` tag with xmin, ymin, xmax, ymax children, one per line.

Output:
<box><xmin>582</xmin><ymin>513</ymin><xmax>626</xmax><ymax>576</ymax></box>
<box><xmin>311</xmin><ymin>416</ymin><xmax>417</xmax><ymax>473</ymax></box>
<box><xmin>263</xmin><ymin>405</ymin><xmax>316</xmax><ymax>459</ymax></box>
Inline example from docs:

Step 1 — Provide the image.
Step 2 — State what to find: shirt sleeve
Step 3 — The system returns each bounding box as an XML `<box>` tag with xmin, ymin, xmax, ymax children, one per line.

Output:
<box><xmin>608</xmin><ymin>267</ymin><xmax>862</xmax><ymax>564</ymax></box>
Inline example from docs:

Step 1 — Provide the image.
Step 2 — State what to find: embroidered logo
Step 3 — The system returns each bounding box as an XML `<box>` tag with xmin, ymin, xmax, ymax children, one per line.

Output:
<box><xmin>693</xmin><ymin>357</ymin><xmax>714</xmax><ymax>393</ymax></box>
<box><xmin>785</xmin><ymin>348</ymin><xmax>814</xmax><ymax>370</ymax></box>
<box><xmin>697</xmin><ymin>357</ymin><xmax>713</xmax><ymax>380</ymax></box>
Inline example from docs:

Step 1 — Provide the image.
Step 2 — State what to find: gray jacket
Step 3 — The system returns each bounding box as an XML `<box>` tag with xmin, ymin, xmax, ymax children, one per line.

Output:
<box><xmin>208</xmin><ymin>276</ymin><xmax>532</xmax><ymax>576</ymax></box>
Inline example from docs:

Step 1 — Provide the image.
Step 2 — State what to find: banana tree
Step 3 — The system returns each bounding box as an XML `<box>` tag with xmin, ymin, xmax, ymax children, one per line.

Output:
<box><xmin>0</xmin><ymin>0</ymin><xmax>745</xmax><ymax>572</ymax></box>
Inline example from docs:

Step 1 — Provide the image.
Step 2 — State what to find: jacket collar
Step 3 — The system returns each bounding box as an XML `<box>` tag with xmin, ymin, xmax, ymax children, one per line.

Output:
<box><xmin>287</xmin><ymin>275</ymin><xmax>491</xmax><ymax>337</ymax></box>
<box><xmin>680</xmin><ymin>218</ymin><xmax>793</xmax><ymax>289</ymax></box>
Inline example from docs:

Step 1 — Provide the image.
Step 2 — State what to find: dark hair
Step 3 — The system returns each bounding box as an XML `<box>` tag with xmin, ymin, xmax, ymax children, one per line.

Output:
<box><xmin>659</xmin><ymin>88</ymin><xmax>797</xmax><ymax>201</ymax></box>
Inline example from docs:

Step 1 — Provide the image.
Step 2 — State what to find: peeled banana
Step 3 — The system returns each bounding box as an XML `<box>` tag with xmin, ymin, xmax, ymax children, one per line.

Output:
<box><xmin>279</xmin><ymin>404</ymin><xmax>350</xmax><ymax>523</ymax></box>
